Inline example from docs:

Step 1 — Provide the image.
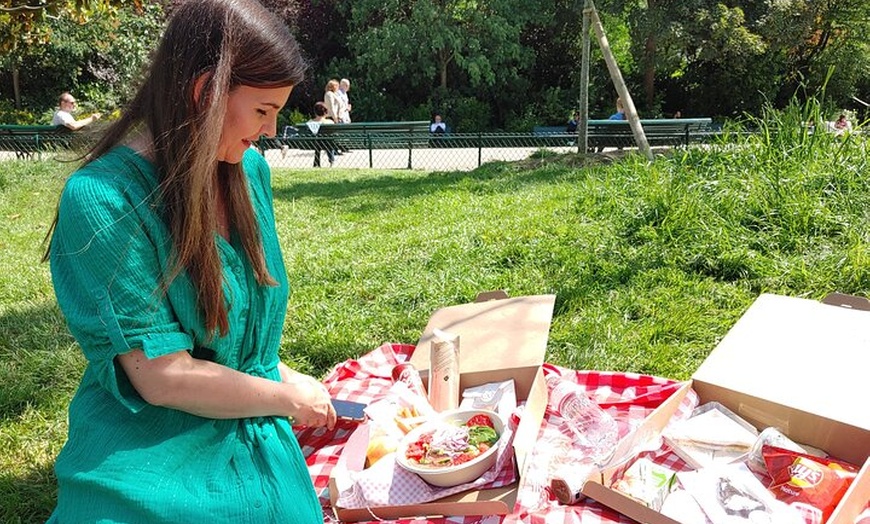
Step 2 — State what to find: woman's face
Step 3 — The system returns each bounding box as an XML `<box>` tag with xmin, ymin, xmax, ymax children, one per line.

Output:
<box><xmin>219</xmin><ymin>85</ymin><xmax>293</xmax><ymax>164</ymax></box>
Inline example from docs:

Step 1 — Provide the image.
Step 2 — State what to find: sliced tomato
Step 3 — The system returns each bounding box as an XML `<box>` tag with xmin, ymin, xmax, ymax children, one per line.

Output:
<box><xmin>466</xmin><ymin>414</ymin><xmax>494</xmax><ymax>428</ymax></box>
<box><xmin>453</xmin><ymin>452</ymin><xmax>476</xmax><ymax>465</ymax></box>
<box><xmin>477</xmin><ymin>442</ymin><xmax>490</xmax><ymax>453</ymax></box>
<box><xmin>405</xmin><ymin>442</ymin><xmax>426</xmax><ymax>461</ymax></box>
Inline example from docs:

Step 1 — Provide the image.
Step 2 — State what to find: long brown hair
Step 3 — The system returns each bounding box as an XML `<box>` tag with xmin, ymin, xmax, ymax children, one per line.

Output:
<box><xmin>44</xmin><ymin>0</ymin><xmax>306</xmax><ymax>338</ymax></box>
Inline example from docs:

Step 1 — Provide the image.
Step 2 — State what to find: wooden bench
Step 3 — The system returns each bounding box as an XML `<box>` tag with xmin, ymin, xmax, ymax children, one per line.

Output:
<box><xmin>0</xmin><ymin>124</ymin><xmax>82</xmax><ymax>159</ymax></box>
<box><xmin>533</xmin><ymin>118</ymin><xmax>716</xmax><ymax>149</ymax></box>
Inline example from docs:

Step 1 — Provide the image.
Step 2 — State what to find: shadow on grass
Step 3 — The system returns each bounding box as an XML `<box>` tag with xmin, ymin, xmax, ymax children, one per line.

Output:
<box><xmin>271</xmin><ymin>154</ymin><xmax>604</xmax><ymax>205</ymax></box>
<box><xmin>0</xmin><ymin>461</ymin><xmax>56</xmax><ymax>524</ymax></box>
<box><xmin>0</xmin><ymin>300</ymin><xmax>83</xmax><ymax>421</ymax></box>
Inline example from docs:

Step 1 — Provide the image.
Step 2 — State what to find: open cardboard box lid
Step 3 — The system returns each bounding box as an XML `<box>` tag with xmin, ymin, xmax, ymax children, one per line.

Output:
<box><xmin>409</xmin><ymin>291</ymin><xmax>556</xmax><ymax>404</ymax></box>
<box><xmin>692</xmin><ymin>292</ymin><xmax>869</xmax><ymax>463</ymax></box>
<box><xmin>328</xmin><ymin>292</ymin><xmax>556</xmax><ymax>521</ymax></box>
<box><xmin>582</xmin><ymin>293</ymin><xmax>870</xmax><ymax>524</ymax></box>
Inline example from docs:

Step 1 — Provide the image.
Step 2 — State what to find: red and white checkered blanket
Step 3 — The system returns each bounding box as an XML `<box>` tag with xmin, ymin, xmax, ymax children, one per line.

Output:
<box><xmin>295</xmin><ymin>343</ymin><xmax>698</xmax><ymax>524</ymax></box>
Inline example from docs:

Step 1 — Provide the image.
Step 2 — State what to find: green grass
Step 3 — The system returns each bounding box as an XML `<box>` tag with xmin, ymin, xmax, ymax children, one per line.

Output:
<box><xmin>1</xmin><ymin>109</ymin><xmax>868</xmax><ymax>521</ymax></box>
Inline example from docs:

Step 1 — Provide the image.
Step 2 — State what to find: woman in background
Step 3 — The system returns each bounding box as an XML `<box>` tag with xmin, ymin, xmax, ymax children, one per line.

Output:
<box><xmin>323</xmin><ymin>79</ymin><xmax>342</xmax><ymax>124</ymax></box>
<box><xmin>43</xmin><ymin>0</ymin><xmax>335</xmax><ymax>521</ymax></box>
<box><xmin>608</xmin><ymin>97</ymin><xmax>626</xmax><ymax>120</ymax></box>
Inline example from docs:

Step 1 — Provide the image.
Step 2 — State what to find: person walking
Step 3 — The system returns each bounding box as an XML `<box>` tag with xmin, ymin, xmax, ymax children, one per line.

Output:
<box><xmin>338</xmin><ymin>78</ymin><xmax>352</xmax><ymax>124</ymax></box>
<box><xmin>323</xmin><ymin>79</ymin><xmax>341</xmax><ymax>124</ymax></box>
<box><xmin>42</xmin><ymin>0</ymin><xmax>336</xmax><ymax>521</ymax></box>
<box><xmin>323</xmin><ymin>79</ymin><xmax>344</xmax><ymax>155</ymax></box>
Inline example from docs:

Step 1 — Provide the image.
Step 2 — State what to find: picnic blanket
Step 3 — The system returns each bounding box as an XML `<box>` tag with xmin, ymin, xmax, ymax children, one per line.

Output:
<box><xmin>295</xmin><ymin>343</ymin><xmax>699</xmax><ymax>524</ymax></box>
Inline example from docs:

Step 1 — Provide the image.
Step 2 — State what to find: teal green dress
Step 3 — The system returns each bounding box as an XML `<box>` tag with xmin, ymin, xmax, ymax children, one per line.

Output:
<box><xmin>47</xmin><ymin>147</ymin><xmax>322</xmax><ymax>523</ymax></box>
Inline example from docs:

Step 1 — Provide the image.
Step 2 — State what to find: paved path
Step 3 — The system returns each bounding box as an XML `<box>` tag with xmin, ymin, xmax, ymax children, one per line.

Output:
<box><xmin>260</xmin><ymin>145</ymin><xmax>579</xmax><ymax>171</ymax></box>
<box><xmin>1</xmin><ymin>144</ymin><xmax>606</xmax><ymax>172</ymax></box>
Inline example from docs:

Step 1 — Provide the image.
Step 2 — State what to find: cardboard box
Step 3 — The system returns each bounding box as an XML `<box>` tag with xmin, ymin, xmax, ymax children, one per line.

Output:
<box><xmin>328</xmin><ymin>292</ymin><xmax>556</xmax><ymax>521</ymax></box>
<box><xmin>582</xmin><ymin>293</ymin><xmax>870</xmax><ymax>524</ymax></box>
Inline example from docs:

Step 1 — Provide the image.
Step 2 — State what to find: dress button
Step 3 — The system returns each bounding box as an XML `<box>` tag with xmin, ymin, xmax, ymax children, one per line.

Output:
<box><xmin>254</xmin><ymin>501</ymin><xmax>262</xmax><ymax>509</ymax></box>
<box><xmin>248</xmin><ymin>474</ymin><xmax>254</xmax><ymax>481</ymax></box>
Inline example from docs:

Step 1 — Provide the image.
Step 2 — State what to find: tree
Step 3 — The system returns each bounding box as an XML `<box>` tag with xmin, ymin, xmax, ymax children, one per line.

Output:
<box><xmin>342</xmin><ymin>0</ymin><xmax>535</xmax><ymax>124</ymax></box>
<box><xmin>0</xmin><ymin>0</ymin><xmax>130</xmax><ymax>108</ymax></box>
<box><xmin>1</xmin><ymin>1</ymin><xmax>164</xmax><ymax>121</ymax></box>
<box><xmin>754</xmin><ymin>0</ymin><xmax>870</xmax><ymax>109</ymax></box>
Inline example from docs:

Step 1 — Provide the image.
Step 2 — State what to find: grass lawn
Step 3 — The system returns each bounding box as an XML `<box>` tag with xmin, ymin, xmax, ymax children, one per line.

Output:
<box><xmin>1</xmin><ymin>111</ymin><xmax>868</xmax><ymax>521</ymax></box>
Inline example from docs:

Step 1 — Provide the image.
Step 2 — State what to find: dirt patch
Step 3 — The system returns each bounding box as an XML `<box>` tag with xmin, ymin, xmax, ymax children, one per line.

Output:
<box><xmin>510</xmin><ymin>149</ymin><xmax>632</xmax><ymax>170</ymax></box>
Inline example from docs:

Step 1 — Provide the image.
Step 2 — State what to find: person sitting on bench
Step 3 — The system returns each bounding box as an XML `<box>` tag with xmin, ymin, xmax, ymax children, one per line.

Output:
<box><xmin>567</xmin><ymin>110</ymin><xmax>580</xmax><ymax>132</ymax></box>
<box><xmin>51</xmin><ymin>92</ymin><xmax>101</xmax><ymax>130</ymax></box>
<box><xmin>308</xmin><ymin>101</ymin><xmax>335</xmax><ymax>167</ymax></box>
<box><xmin>430</xmin><ymin>114</ymin><xmax>447</xmax><ymax>134</ymax></box>
<box><xmin>608</xmin><ymin>97</ymin><xmax>626</xmax><ymax>121</ymax></box>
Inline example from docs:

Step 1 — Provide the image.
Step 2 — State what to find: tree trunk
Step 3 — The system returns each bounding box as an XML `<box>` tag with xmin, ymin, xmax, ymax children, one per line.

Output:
<box><xmin>439</xmin><ymin>48</ymin><xmax>450</xmax><ymax>89</ymax></box>
<box><xmin>642</xmin><ymin>0</ymin><xmax>657</xmax><ymax>109</ymax></box>
<box><xmin>578</xmin><ymin>0</ymin><xmax>592</xmax><ymax>154</ymax></box>
<box><xmin>12</xmin><ymin>38</ymin><xmax>21</xmax><ymax>109</ymax></box>
<box><xmin>13</xmin><ymin>65</ymin><xmax>21</xmax><ymax>109</ymax></box>
<box><xmin>643</xmin><ymin>34</ymin><xmax>656</xmax><ymax>109</ymax></box>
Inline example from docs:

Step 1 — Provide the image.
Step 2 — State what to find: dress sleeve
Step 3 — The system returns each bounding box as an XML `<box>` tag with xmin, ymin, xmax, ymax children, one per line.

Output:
<box><xmin>50</xmin><ymin>169</ymin><xmax>193</xmax><ymax>412</ymax></box>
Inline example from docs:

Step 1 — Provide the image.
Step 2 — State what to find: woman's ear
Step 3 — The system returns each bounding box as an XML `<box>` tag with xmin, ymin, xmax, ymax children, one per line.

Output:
<box><xmin>192</xmin><ymin>72</ymin><xmax>213</xmax><ymax>106</ymax></box>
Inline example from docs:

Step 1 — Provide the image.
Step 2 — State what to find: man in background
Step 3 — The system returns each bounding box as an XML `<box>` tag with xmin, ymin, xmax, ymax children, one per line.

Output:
<box><xmin>338</xmin><ymin>78</ymin><xmax>352</xmax><ymax>123</ymax></box>
<box><xmin>52</xmin><ymin>92</ymin><xmax>101</xmax><ymax>130</ymax></box>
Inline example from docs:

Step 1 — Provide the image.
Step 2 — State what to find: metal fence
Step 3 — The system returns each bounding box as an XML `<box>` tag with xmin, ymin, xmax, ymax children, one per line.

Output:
<box><xmin>255</xmin><ymin>132</ymin><xmax>583</xmax><ymax>171</ymax></box>
<box><xmin>1</xmin><ymin>131</ymin><xmax>666</xmax><ymax>170</ymax></box>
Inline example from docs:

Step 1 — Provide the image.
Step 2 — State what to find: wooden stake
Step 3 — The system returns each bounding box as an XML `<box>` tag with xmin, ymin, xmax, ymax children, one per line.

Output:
<box><xmin>588</xmin><ymin>0</ymin><xmax>653</xmax><ymax>160</ymax></box>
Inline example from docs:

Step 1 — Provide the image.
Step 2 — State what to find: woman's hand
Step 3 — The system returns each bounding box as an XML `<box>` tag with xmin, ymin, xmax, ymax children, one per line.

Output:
<box><xmin>278</xmin><ymin>362</ymin><xmax>336</xmax><ymax>429</ymax></box>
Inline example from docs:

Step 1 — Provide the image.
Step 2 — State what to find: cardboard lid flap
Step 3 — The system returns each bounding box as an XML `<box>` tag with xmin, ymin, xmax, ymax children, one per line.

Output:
<box><xmin>410</xmin><ymin>294</ymin><xmax>556</xmax><ymax>375</ymax></box>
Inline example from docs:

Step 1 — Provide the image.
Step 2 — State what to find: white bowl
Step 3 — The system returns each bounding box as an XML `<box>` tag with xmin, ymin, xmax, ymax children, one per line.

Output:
<box><xmin>395</xmin><ymin>408</ymin><xmax>505</xmax><ymax>488</ymax></box>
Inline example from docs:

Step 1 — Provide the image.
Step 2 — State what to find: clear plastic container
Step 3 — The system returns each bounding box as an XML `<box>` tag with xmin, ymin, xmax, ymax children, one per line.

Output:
<box><xmin>545</xmin><ymin>374</ymin><xmax>619</xmax><ymax>465</ymax></box>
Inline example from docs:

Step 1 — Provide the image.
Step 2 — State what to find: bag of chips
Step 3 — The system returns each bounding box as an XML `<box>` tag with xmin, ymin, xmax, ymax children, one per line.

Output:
<box><xmin>763</xmin><ymin>445</ymin><xmax>859</xmax><ymax>524</ymax></box>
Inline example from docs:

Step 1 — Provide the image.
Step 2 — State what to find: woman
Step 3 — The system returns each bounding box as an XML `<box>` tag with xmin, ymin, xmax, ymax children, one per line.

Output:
<box><xmin>43</xmin><ymin>0</ymin><xmax>335</xmax><ymax>521</ymax></box>
<box><xmin>323</xmin><ymin>79</ymin><xmax>342</xmax><ymax>124</ymax></box>
<box><xmin>608</xmin><ymin>97</ymin><xmax>626</xmax><ymax>120</ymax></box>
<box><xmin>323</xmin><ymin>80</ymin><xmax>342</xmax><ymax>157</ymax></box>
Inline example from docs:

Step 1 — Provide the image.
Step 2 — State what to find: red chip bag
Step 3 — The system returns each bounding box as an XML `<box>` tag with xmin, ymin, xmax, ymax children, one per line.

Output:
<box><xmin>763</xmin><ymin>445</ymin><xmax>858</xmax><ymax>524</ymax></box>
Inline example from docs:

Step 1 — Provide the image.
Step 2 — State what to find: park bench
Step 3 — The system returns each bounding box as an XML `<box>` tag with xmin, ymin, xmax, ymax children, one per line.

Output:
<box><xmin>0</xmin><ymin>124</ymin><xmax>82</xmax><ymax>159</ymax></box>
<box><xmin>533</xmin><ymin>118</ymin><xmax>716</xmax><ymax>149</ymax></box>
<box><xmin>260</xmin><ymin>121</ymin><xmax>431</xmax><ymax>151</ymax></box>
<box><xmin>257</xmin><ymin>121</ymin><xmax>432</xmax><ymax>168</ymax></box>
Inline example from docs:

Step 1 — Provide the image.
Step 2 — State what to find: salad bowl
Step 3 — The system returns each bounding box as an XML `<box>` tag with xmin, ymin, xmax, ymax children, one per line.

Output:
<box><xmin>395</xmin><ymin>408</ymin><xmax>505</xmax><ymax>487</ymax></box>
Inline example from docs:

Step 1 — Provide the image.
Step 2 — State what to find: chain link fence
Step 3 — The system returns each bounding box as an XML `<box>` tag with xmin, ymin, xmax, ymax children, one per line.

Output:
<box><xmin>0</xmin><ymin>131</ymin><xmax>600</xmax><ymax>170</ymax></box>
<box><xmin>255</xmin><ymin>132</ymin><xmax>583</xmax><ymax>171</ymax></box>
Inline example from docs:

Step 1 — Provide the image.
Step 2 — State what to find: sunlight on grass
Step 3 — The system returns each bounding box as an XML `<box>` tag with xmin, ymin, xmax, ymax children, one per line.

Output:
<box><xmin>1</xmin><ymin>104</ymin><xmax>868</xmax><ymax>521</ymax></box>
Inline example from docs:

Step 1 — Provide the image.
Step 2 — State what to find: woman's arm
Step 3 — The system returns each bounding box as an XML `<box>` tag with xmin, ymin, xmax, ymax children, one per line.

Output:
<box><xmin>117</xmin><ymin>349</ymin><xmax>336</xmax><ymax>428</ymax></box>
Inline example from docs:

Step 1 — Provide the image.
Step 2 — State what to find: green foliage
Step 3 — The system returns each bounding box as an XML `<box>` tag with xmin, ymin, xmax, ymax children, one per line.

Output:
<box><xmin>430</xmin><ymin>93</ymin><xmax>492</xmax><ymax>132</ymax></box>
<box><xmin>0</xmin><ymin>99</ymin><xmax>37</xmax><ymax>124</ymax></box>
<box><xmin>341</xmin><ymin>0</ymin><xmax>536</xmax><ymax>124</ymax></box>
<box><xmin>4</xmin><ymin>0</ymin><xmax>870</xmax><ymax>130</ymax></box>
<box><xmin>278</xmin><ymin>107</ymin><xmax>307</xmax><ymax>130</ymax></box>
<box><xmin>510</xmin><ymin>86</ymin><xmax>575</xmax><ymax>129</ymax></box>
<box><xmin>0</xmin><ymin>2</ymin><xmax>164</xmax><ymax>121</ymax></box>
